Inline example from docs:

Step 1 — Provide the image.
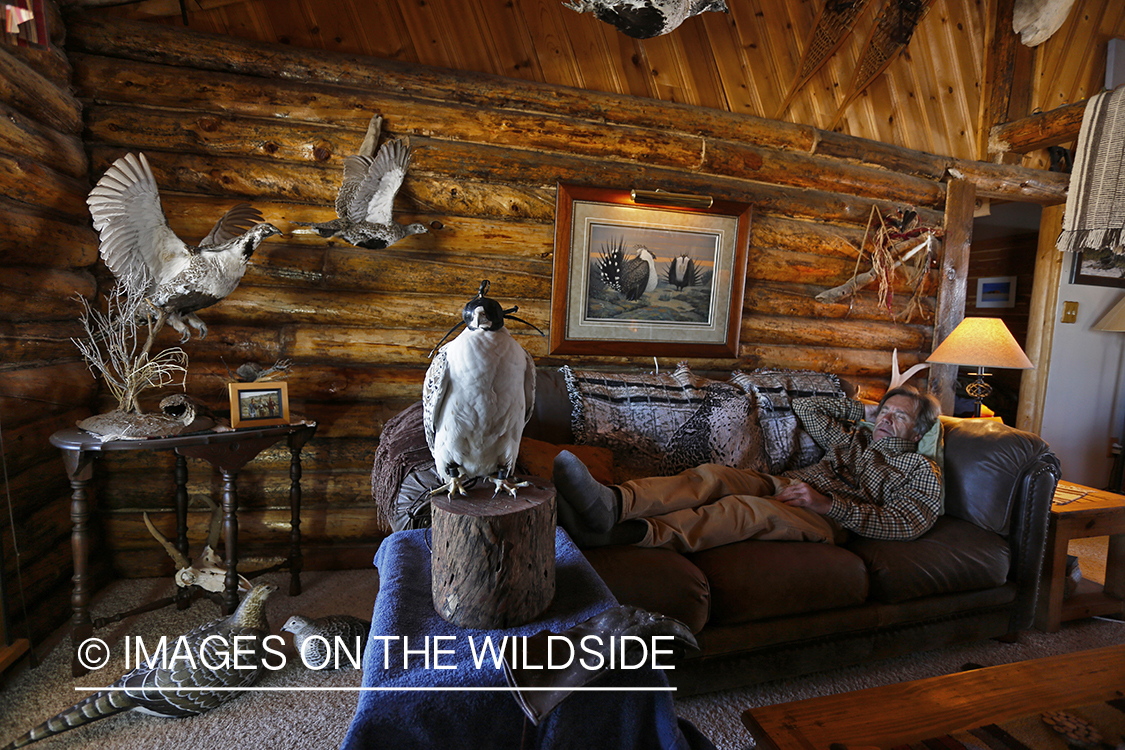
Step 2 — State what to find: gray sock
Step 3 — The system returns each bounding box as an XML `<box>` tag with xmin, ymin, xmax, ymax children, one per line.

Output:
<box><xmin>552</xmin><ymin>450</ymin><xmax>619</xmax><ymax>533</ymax></box>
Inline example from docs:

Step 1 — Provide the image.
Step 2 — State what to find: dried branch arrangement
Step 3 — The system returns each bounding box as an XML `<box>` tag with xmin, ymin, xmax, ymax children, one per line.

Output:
<box><xmin>72</xmin><ymin>279</ymin><xmax>188</xmax><ymax>417</ymax></box>
<box><xmin>817</xmin><ymin>206</ymin><xmax>941</xmax><ymax>324</ymax></box>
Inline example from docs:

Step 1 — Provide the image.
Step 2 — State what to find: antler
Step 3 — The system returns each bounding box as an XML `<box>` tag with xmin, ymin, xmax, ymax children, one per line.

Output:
<box><xmin>144</xmin><ymin>512</ymin><xmax>191</xmax><ymax>570</ymax></box>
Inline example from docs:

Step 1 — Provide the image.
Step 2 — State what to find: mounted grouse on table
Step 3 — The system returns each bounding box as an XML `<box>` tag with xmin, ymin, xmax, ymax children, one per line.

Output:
<box><xmin>86</xmin><ymin>152</ymin><xmax>282</xmax><ymax>343</ymax></box>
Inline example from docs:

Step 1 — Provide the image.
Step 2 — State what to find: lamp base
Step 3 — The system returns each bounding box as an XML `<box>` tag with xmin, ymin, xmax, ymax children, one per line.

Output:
<box><xmin>965</xmin><ymin>370</ymin><xmax>992</xmax><ymax>418</ymax></box>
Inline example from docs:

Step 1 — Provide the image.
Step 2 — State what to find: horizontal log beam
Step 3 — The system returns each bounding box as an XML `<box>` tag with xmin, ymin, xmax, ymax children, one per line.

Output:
<box><xmin>68</xmin><ymin>15</ymin><xmax>1067</xmax><ymax>203</ymax></box>
<box><xmin>0</xmin><ymin>152</ymin><xmax>91</xmax><ymax>217</ymax></box>
<box><xmin>0</xmin><ymin>361</ymin><xmax>98</xmax><ymax>428</ymax></box>
<box><xmin>0</xmin><ymin>196</ymin><xmax>97</xmax><ymax>267</ymax></box>
<box><xmin>0</xmin><ymin>93</ymin><xmax>87</xmax><ymax>180</ymax></box>
<box><xmin>989</xmin><ymin>100</ymin><xmax>1086</xmax><ymax>155</ymax></box>
<box><xmin>82</xmin><ymin>98</ymin><xmax>947</xmax><ymax>209</ymax></box>
<box><xmin>0</xmin><ymin>321</ymin><xmax>88</xmax><ymax>367</ymax></box>
<box><xmin>743</xmin><ymin>281</ymin><xmax>935</xmax><ymax>322</ymax></box>
<box><xmin>0</xmin><ymin>45</ymin><xmax>83</xmax><ymax>134</ymax></box>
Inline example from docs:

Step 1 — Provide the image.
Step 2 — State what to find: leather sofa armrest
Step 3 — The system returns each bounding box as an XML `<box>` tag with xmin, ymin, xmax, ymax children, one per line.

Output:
<box><xmin>1004</xmin><ymin>450</ymin><xmax>1061</xmax><ymax>631</ymax></box>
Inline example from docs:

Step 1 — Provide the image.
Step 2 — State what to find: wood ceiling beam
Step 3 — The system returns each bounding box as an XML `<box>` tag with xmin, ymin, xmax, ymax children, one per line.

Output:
<box><xmin>989</xmin><ymin>99</ymin><xmax>1086</xmax><ymax>155</ymax></box>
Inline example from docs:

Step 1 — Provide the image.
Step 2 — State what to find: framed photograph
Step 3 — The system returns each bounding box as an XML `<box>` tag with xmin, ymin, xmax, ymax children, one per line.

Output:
<box><xmin>1070</xmin><ymin>249</ymin><xmax>1125</xmax><ymax>288</ymax></box>
<box><xmin>228</xmin><ymin>382</ymin><xmax>290</xmax><ymax>428</ymax></box>
<box><xmin>550</xmin><ymin>183</ymin><xmax>751</xmax><ymax>357</ymax></box>
<box><xmin>975</xmin><ymin>276</ymin><xmax>1017</xmax><ymax>308</ymax></box>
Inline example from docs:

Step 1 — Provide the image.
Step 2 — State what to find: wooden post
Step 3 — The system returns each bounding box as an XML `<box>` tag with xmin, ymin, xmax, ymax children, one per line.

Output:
<box><xmin>431</xmin><ymin>480</ymin><xmax>556</xmax><ymax>629</ymax></box>
<box><xmin>1017</xmin><ymin>204</ymin><xmax>1065</xmax><ymax>434</ymax></box>
<box><xmin>928</xmin><ymin>179</ymin><xmax>975</xmax><ymax>415</ymax></box>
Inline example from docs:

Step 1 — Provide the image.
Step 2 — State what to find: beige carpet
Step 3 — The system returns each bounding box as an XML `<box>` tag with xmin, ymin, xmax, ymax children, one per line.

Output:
<box><xmin>1</xmin><ymin>547</ymin><xmax>1122</xmax><ymax>750</ymax></box>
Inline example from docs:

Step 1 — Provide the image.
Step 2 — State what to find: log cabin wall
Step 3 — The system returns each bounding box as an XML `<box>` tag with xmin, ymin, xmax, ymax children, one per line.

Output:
<box><xmin>0</xmin><ymin>1</ymin><xmax>105</xmax><ymax>643</ymax></box>
<box><xmin>43</xmin><ymin>14</ymin><xmax>1066</xmax><ymax>598</ymax></box>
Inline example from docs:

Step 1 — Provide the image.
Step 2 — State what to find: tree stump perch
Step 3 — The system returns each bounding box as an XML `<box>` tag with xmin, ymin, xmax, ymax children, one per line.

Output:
<box><xmin>431</xmin><ymin>479</ymin><xmax>556</xmax><ymax>629</ymax></box>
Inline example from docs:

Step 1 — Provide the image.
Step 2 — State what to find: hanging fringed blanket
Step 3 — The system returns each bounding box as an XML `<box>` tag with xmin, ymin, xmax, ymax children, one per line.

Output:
<box><xmin>1056</xmin><ymin>85</ymin><xmax>1125</xmax><ymax>255</ymax></box>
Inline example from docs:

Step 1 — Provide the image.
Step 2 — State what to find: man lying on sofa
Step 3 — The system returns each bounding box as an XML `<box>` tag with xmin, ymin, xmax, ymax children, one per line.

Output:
<box><xmin>553</xmin><ymin>386</ymin><xmax>943</xmax><ymax>553</ymax></box>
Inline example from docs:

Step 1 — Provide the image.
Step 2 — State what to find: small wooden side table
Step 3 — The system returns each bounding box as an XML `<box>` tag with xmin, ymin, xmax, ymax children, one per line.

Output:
<box><xmin>50</xmin><ymin>419</ymin><xmax>316</xmax><ymax>677</ymax></box>
<box><xmin>1035</xmin><ymin>480</ymin><xmax>1125</xmax><ymax>632</ymax></box>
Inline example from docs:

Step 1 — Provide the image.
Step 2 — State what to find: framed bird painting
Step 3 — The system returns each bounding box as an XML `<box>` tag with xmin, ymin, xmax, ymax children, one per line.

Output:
<box><xmin>550</xmin><ymin>183</ymin><xmax>751</xmax><ymax>357</ymax></box>
<box><xmin>229</xmin><ymin>382</ymin><xmax>290</xmax><ymax>428</ymax></box>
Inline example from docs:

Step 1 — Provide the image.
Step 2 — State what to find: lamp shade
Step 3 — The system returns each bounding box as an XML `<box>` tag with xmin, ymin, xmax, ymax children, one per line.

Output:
<box><xmin>927</xmin><ymin>317</ymin><xmax>1034</xmax><ymax>369</ymax></box>
<box><xmin>1094</xmin><ymin>296</ymin><xmax>1125</xmax><ymax>332</ymax></box>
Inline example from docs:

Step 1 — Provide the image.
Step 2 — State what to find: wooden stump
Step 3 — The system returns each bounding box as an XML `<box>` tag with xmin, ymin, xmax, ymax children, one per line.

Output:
<box><xmin>431</xmin><ymin>478</ymin><xmax>556</xmax><ymax>629</ymax></box>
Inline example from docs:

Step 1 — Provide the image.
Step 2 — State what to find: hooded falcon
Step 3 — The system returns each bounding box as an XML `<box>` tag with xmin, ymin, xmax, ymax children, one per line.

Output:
<box><xmin>423</xmin><ymin>281</ymin><xmax>537</xmax><ymax>498</ymax></box>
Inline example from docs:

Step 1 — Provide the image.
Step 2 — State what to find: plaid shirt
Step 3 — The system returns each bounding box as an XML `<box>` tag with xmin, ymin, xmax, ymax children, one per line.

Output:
<box><xmin>781</xmin><ymin>397</ymin><xmax>941</xmax><ymax>541</ymax></box>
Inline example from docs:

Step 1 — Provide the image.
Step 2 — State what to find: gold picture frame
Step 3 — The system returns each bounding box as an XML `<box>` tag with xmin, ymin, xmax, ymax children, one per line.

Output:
<box><xmin>550</xmin><ymin>183</ymin><xmax>751</xmax><ymax>357</ymax></box>
<box><xmin>228</xmin><ymin>382</ymin><xmax>290</xmax><ymax>428</ymax></box>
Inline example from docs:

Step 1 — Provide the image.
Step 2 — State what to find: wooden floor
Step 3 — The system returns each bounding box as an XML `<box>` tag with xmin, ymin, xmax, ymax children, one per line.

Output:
<box><xmin>743</xmin><ymin>644</ymin><xmax>1125</xmax><ymax>750</ymax></box>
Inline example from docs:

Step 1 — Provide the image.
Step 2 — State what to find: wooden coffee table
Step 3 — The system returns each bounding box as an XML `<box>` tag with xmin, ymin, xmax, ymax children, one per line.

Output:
<box><xmin>1036</xmin><ymin>481</ymin><xmax>1125</xmax><ymax>632</ymax></box>
<box><xmin>742</xmin><ymin>644</ymin><xmax>1125</xmax><ymax>750</ymax></box>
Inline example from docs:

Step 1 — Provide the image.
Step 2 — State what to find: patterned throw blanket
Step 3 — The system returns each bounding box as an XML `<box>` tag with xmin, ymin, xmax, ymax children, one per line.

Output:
<box><xmin>1056</xmin><ymin>85</ymin><xmax>1125</xmax><ymax>255</ymax></box>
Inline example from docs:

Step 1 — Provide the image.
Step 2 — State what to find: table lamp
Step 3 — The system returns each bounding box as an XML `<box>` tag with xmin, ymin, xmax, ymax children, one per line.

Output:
<box><xmin>1094</xmin><ymin>296</ymin><xmax>1125</xmax><ymax>491</ymax></box>
<box><xmin>926</xmin><ymin>317</ymin><xmax>1034</xmax><ymax>417</ymax></box>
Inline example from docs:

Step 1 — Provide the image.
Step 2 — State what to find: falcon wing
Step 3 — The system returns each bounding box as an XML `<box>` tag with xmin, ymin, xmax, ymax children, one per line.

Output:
<box><xmin>199</xmin><ymin>203</ymin><xmax>265</xmax><ymax>247</ymax></box>
<box><xmin>422</xmin><ymin>347</ymin><xmax>449</xmax><ymax>453</ymax></box>
<box><xmin>351</xmin><ymin>138</ymin><xmax>411</xmax><ymax>225</ymax></box>
<box><xmin>86</xmin><ymin>152</ymin><xmax>190</xmax><ymax>293</ymax></box>
<box><xmin>335</xmin><ymin>155</ymin><xmax>374</xmax><ymax>221</ymax></box>
<box><xmin>522</xmin><ymin>348</ymin><xmax>536</xmax><ymax>426</ymax></box>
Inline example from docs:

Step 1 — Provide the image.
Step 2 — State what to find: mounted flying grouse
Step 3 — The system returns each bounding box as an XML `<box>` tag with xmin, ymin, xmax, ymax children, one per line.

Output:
<box><xmin>563</xmin><ymin>0</ymin><xmax>729</xmax><ymax>39</ymax></box>
<box><xmin>1</xmin><ymin>584</ymin><xmax>277</xmax><ymax>750</ymax></box>
<box><xmin>291</xmin><ymin>136</ymin><xmax>428</xmax><ymax>250</ymax></box>
<box><xmin>423</xmin><ymin>281</ymin><xmax>538</xmax><ymax>498</ymax></box>
<box><xmin>86</xmin><ymin>152</ymin><xmax>282</xmax><ymax>342</ymax></box>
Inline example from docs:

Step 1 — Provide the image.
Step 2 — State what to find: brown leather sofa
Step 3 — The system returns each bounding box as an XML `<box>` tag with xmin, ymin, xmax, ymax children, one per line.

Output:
<box><xmin>374</xmin><ymin>368</ymin><xmax>1061</xmax><ymax>696</ymax></box>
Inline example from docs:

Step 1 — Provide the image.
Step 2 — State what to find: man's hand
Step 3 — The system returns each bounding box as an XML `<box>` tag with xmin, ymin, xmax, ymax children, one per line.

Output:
<box><xmin>775</xmin><ymin>482</ymin><xmax>832</xmax><ymax>515</ymax></box>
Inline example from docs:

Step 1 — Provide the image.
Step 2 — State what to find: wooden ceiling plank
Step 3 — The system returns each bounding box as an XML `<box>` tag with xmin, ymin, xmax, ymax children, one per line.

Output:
<box><xmin>214</xmin><ymin>0</ymin><xmax>273</xmax><ymax>43</ymax></box>
<box><xmin>345</xmin><ymin>1</ymin><xmax>417</xmax><ymax>62</ymax></box>
<box><xmin>260</xmin><ymin>0</ymin><xmax>318</xmax><ymax>49</ymax></box>
<box><xmin>636</xmin><ymin>35</ymin><xmax>690</xmax><ymax>104</ymax></box>
<box><xmin>474</xmin><ymin>0</ymin><xmax>545</xmax><ymax>82</ymax></box>
<box><xmin>603</xmin><ymin>24</ymin><xmax>659</xmax><ymax>101</ymax></box>
<box><xmin>725</xmin><ymin>0</ymin><xmax>791</xmax><ymax>122</ymax></box>
<box><xmin>393</xmin><ymin>0</ymin><xmax>460</xmax><ymax>72</ymax></box>
<box><xmin>300</xmin><ymin>0</ymin><xmax>364</xmax><ymax>55</ymax></box>
<box><xmin>513</xmin><ymin>0</ymin><xmax>582</xmax><ymax>89</ymax></box>
<box><xmin>934</xmin><ymin>0</ymin><xmax>986</xmax><ymax>157</ymax></box>
<box><xmin>699</xmin><ymin>12</ymin><xmax>757</xmax><ymax>116</ymax></box>
<box><xmin>674</xmin><ymin>14</ymin><xmax>730</xmax><ymax>112</ymax></box>
<box><xmin>440</xmin><ymin>1</ymin><xmax>499</xmax><ymax>76</ymax></box>
<box><xmin>555</xmin><ymin>3</ymin><xmax>626</xmax><ymax>96</ymax></box>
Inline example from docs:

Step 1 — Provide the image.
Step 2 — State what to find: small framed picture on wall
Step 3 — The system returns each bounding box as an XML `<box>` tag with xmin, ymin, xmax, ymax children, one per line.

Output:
<box><xmin>228</xmin><ymin>382</ymin><xmax>290</xmax><ymax>428</ymax></box>
<box><xmin>975</xmin><ymin>276</ymin><xmax>1016</xmax><ymax>308</ymax></box>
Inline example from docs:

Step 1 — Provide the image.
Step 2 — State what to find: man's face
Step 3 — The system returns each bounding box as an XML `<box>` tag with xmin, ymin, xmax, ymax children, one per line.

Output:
<box><xmin>872</xmin><ymin>395</ymin><xmax>921</xmax><ymax>442</ymax></box>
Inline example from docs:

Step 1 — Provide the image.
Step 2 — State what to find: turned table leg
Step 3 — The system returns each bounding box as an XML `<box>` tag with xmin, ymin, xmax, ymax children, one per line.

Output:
<box><xmin>220</xmin><ymin>468</ymin><xmax>240</xmax><ymax>616</ymax></box>
<box><xmin>61</xmin><ymin>449</ymin><xmax>95</xmax><ymax>678</ymax></box>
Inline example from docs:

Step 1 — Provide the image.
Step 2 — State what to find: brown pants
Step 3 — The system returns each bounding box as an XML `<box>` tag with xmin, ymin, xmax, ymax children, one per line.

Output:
<box><xmin>618</xmin><ymin>464</ymin><xmax>842</xmax><ymax>553</ymax></box>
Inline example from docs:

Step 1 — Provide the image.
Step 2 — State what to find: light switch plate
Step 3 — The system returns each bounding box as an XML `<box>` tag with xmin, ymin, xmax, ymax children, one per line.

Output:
<box><xmin>1062</xmin><ymin>301</ymin><xmax>1079</xmax><ymax>323</ymax></box>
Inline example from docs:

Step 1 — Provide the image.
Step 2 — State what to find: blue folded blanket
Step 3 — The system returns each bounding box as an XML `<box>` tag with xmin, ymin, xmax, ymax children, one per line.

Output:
<box><xmin>339</xmin><ymin>528</ymin><xmax>711</xmax><ymax>750</ymax></box>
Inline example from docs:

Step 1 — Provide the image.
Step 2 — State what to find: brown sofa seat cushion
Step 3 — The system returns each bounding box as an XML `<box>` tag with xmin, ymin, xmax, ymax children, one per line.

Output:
<box><xmin>582</xmin><ymin>545</ymin><xmax>711</xmax><ymax>634</ymax></box>
<box><xmin>844</xmin><ymin>515</ymin><xmax>1010</xmax><ymax>603</ymax></box>
<box><xmin>688</xmin><ymin>541</ymin><xmax>869</xmax><ymax>625</ymax></box>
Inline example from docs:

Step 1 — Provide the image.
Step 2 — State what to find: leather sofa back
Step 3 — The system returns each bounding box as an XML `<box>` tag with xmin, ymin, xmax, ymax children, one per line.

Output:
<box><xmin>940</xmin><ymin>416</ymin><xmax>1053</xmax><ymax>535</ymax></box>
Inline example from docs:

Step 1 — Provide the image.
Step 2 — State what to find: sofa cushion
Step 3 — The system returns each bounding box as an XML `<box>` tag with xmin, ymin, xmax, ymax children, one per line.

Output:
<box><xmin>517</xmin><ymin>437</ymin><xmax>615</xmax><ymax>484</ymax></box>
<box><xmin>844</xmin><ymin>515</ymin><xmax>1010</xmax><ymax>603</ymax></box>
<box><xmin>941</xmin><ymin>417</ymin><xmax>1051</xmax><ymax>535</ymax></box>
<box><xmin>563</xmin><ymin>364</ymin><xmax>766</xmax><ymax>481</ymax></box>
<box><xmin>688</xmin><ymin>541</ymin><xmax>869</xmax><ymax>625</ymax></box>
<box><xmin>582</xmin><ymin>545</ymin><xmax>711</xmax><ymax>634</ymax></box>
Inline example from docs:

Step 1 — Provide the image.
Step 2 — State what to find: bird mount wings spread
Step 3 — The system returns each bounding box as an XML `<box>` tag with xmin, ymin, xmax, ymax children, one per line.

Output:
<box><xmin>199</xmin><ymin>203</ymin><xmax>265</xmax><ymax>247</ymax></box>
<box><xmin>347</xmin><ymin>138</ymin><xmax>412</xmax><ymax>225</ymax></box>
<box><xmin>422</xmin><ymin>347</ymin><xmax>449</xmax><ymax>453</ymax></box>
<box><xmin>86</xmin><ymin>152</ymin><xmax>190</xmax><ymax>293</ymax></box>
